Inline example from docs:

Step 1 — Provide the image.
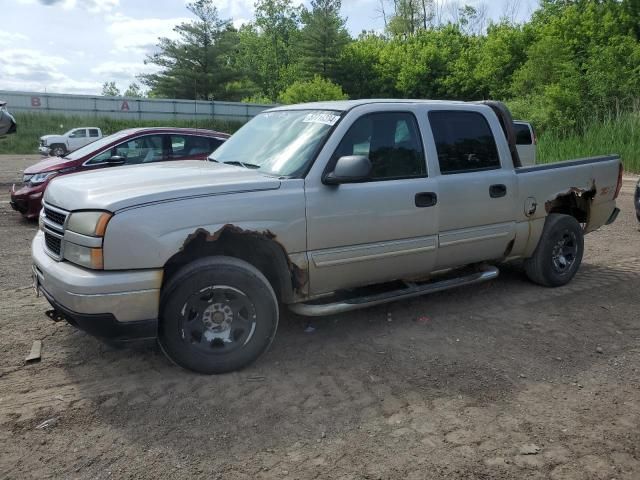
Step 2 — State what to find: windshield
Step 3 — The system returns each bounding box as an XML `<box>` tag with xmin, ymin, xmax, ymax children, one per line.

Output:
<box><xmin>64</xmin><ymin>130</ymin><xmax>132</xmax><ymax>160</ymax></box>
<box><xmin>209</xmin><ymin>110</ymin><xmax>341</xmax><ymax>177</ymax></box>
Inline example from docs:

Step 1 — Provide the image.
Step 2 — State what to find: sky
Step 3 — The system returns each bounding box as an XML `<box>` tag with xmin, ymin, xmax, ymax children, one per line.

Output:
<box><xmin>0</xmin><ymin>0</ymin><xmax>537</xmax><ymax>96</ymax></box>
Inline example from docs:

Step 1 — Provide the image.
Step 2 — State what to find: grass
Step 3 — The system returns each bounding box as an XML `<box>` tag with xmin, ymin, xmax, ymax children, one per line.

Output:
<box><xmin>0</xmin><ymin>112</ymin><xmax>244</xmax><ymax>155</ymax></box>
<box><xmin>537</xmin><ymin>111</ymin><xmax>640</xmax><ymax>173</ymax></box>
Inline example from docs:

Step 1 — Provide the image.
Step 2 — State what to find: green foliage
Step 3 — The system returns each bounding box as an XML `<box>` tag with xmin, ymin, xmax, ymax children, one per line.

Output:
<box><xmin>141</xmin><ymin>0</ymin><xmax>241</xmax><ymax>100</ymax></box>
<box><xmin>123</xmin><ymin>83</ymin><xmax>144</xmax><ymax>98</ymax></box>
<box><xmin>298</xmin><ymin>0</ymin><xmax>350</xmax><ymax>80</ymax></box>
<box><xmin>537</xmin><ymin>110</ymin><xmax>640</xmax><ymax>172</ymax></box>
<box><xmin>101</xmin><ymin>0</ymin><xmax>638</xmax><ymax>142</ymax></box>
<box><xmin>101</xmin><ymin>81</ymin><xmax>120</xmax><ymax>97</ymax></box>
<box><xmin>235</xmin><ymin>0</ymin><xmax>302</xmax><ymax>101</ymax></box>
<box><xmin>277</xmin><ymin>76</ymin><xmax>348</xmax><ymax>104</ymax></box>
<box><xmin>0</xmin><ymin>112</ymin><xmax>242</xmax><ymax>155</ymax></box>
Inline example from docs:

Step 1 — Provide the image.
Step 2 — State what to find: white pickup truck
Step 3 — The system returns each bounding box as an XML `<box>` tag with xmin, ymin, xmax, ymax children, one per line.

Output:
<box><xmin>39</xmin><ymin>127</ymin><xmax>103</xmax><ymax>157</ymax></box>
<box><xmin>32</xmin><ymin>100</ymin><xmax>622</xmax><ymax>374</ymax></box>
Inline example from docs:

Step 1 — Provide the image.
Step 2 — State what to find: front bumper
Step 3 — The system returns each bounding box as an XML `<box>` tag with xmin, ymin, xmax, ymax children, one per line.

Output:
<box><xmin>32</xmin><ymin>232</ymin><xmax>163</xmax><ymax>339</ymax></box>
<box><xmin>38</xmin><ymin>146</ymin><xmax>50</xmax><ymax>156</ymax></box>
<box><xmin>10</xmin><ymin>183</ymin><xmax>44</xmax><ymax>219</ymax></box>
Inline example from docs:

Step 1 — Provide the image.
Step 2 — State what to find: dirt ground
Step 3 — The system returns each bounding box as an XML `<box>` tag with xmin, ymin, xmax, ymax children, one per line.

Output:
<box><xmin>0</xmin><ymin>154</ymin><xmax>639</xmax><ymax>480</ymax></box>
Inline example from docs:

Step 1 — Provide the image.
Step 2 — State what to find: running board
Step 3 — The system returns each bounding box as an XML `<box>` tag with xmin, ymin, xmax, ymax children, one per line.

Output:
<box><xmin>289</xmin><ymin>266</ymin><xmax>499</xmax><ymax>317</ymax></box>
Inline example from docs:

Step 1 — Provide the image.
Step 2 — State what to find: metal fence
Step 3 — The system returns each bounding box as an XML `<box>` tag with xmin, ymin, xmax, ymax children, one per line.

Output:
<box><xmin>0</xmin><ymin>90</ymin><xmax>274</xmax><ymax>123</ymax></box>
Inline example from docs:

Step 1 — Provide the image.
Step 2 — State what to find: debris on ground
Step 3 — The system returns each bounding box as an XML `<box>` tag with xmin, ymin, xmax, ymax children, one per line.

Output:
<box><xmin>519</xmin><ymin>444</ymin><xmax>541</xmax><ymax>455</ymax></box>
<box><xmin>596</xmin><ymin>346</ymin><xmax>604</xmax><ymax>354</ymax></box>
<box><xmin>304</xmin><ymin>322</ymin><xmax>316</xmax><ymax>333</ymax></box>
<box><xmin>25</xmin><ymin>340</ymin><xmax>42</xmax><ymax>364</ymax></box>
<box><xmin>415</xmin><ymin>316</ymin><xmax>430</xmax><ymax>325</ymax></box>
<box><xmin>35</xmin><ymin>418</ymin><xmax>58</xmax><ymax>430</ymax></box>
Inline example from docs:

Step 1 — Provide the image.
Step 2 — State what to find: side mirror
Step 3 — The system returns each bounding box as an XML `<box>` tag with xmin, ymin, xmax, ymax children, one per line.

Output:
<box><xmin>106</xmin><ymin>155</ymin><xmax>126</xmax><ymax>165</ymax></box>
<box><xmin>323</xmin><ymin>155</ymin><xmax>372</xmax><ymax>185</ymax></box>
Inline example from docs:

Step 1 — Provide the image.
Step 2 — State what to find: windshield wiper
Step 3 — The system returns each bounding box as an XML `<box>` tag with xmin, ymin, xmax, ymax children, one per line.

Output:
<box><xmin>220</xmin><ymin>160</ymin><xmax>261</xmax><ymax>170</ymax></box>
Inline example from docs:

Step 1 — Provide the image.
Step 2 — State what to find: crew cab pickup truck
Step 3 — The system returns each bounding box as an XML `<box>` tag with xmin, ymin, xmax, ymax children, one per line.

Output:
<box><xmin>32</xmin><ymin>100</ymin><xmax>623</xmax><ymax>374</ymax></box>
<box><xmin>39</xmin><ymin>127</ymin><xmax>103</xmax><ymax>157</ymax></box>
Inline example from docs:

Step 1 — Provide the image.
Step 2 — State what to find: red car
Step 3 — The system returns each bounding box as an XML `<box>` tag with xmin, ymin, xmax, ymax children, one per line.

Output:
<box><xmin>10</xmin><ymin>127</ymin><xmax>229</xmax><ymax>219</ymax></box>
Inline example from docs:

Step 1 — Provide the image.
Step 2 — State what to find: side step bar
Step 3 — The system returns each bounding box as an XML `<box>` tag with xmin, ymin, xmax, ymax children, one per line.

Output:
<box><xmin>289</xmin><ymin>265</ymin><xmax>499</xmax><ymax>317</ymax></box>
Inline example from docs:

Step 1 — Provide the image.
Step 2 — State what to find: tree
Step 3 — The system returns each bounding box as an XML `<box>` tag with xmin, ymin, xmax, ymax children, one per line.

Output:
<box><xmin>123</xmin><ymin>82</ymin><xmax>144</xmax><ymax>98</ymax></box>
<box><xmin>140</xmin><ymin>0</ymin><xmax>240</xmax><ymax>100</ymax></box>
<box><xmin>298</xmin><ymin>0</ymin><xmax>351</xmax><ymax>80</ymax></box>
<box><xmin>234</xmin><ymin>0</ymin><xmax>302</xmax><ymax>101</ymax></box>
<box><xmin>101</xmin><ymin>81</ymin><xmax>120</xmax><ymax>97</ymax></box>
<box><xmin>277</xmin><ymin>76</ymin><xmax>348</xmax><ymax>104</ymax></box>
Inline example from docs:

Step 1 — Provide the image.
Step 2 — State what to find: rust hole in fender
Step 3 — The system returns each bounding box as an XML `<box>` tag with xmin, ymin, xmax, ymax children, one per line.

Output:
<box><xmin>180</xmin><ymin>224</ymin><xmax>308</xmax><ymax>293</ymax></box>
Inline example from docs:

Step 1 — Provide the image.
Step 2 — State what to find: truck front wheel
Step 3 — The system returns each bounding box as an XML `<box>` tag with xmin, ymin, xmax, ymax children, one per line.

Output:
<box><xmin>159</xmin><ymin>256</ymin><xmax>279</xmax><ymax>374</ymax></box>
<box><xmin>50</xmin><ymin>144</ymin><xmax>66</xmax><ymax>157</ymax></box>
<box><xmin>524</xmin><ymin>213</ymin><xmax>584</xmax><ymax>287</ymax></box>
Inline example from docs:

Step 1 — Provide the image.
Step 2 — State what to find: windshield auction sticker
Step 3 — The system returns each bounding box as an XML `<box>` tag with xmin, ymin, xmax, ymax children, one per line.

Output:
<box><xmin>302</xmin><ymin>113</ymin><xmax>340</xmax><ymax>126</ymax></box>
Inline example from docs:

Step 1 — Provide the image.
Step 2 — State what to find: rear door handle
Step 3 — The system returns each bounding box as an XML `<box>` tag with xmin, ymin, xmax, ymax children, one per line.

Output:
<box><xmin>489</xmin><ymin>184</ymin><xmax>507</xmax><ymax>198</ymax></box>
<box><xmin>415</xmin><ymin>192</ymin><xmax>437</xmax><ymax>208</ymax></box>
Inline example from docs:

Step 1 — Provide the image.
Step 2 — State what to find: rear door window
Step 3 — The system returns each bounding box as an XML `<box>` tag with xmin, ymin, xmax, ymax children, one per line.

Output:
<box><xmin>428</xmin><ymin>111</ymin><xmax>500</xmax><ymax>175</ymax></box>
<box><xmin>88</xmin><ymin>129</ymin><xmax>100</xmax><ymax>138</ymax></box>
<box><xmin>170</xmin><ymin>135</ymin><xmax>215</xmax><ymax>159</ymax></box>
<box><xmin>514</xmin><ymin>123</ymin><xmax>532</xmax><ymax>145</ymax></box>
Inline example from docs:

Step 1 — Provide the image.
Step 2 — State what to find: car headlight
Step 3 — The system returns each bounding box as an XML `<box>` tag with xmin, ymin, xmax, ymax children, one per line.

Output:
<box><xmin>29</xmin><ymin>171</ymin><xmax>58</xmax><ymax>185</ymax></box>
<box><xmin>63</xmin><ymin>211</ymin><xmax>113</xmax><ymax>269</ymax></box>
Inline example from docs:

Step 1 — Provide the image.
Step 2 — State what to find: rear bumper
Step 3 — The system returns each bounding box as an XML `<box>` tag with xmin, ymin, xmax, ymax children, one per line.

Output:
<box><xmin>32</xmin><ymin>232</ymin><xmax>163</xmax><ymax>339</ymax></box>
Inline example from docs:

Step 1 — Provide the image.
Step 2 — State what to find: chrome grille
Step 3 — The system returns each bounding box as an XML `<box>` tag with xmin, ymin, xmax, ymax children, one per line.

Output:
<box><xmin>44</xmin><ymin>232</ymin><xmax>62</xmax><ymax>255</ymax></box>
<box><xmin>41</xmin><ymin>202</ymin><xmax>69</xmax><ymax>260</ymax></box>
<box><xmin>44</xmin><ymin>206</ymin><xmax>66</xmax><ymax>226</ymax></box>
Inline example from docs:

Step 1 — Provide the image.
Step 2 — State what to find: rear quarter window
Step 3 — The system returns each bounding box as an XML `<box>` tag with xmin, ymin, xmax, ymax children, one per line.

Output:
<box><xmin>428</xmin><ymin>110</ymin><xmax>501</xmax><ymax>175</ymax></box>
<box><xmin>515</xmin><ymin>123</ymin><xmax>533</xmax><ymax>145</ymax></box>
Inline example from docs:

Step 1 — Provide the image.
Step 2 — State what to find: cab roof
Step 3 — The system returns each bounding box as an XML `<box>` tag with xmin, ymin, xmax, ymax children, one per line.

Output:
<box><xmin>267</xmin><ymin>99</ymin><xmax>470</xmax><ymax>112</ymax></box>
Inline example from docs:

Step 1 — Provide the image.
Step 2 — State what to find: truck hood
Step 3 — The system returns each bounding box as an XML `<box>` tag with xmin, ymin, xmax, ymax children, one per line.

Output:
<box><xmin>24</xmin><ymin>156</ymin><xmax>79</xmax><ymax>174</ymax></box>
<box><xmin>44</xmin><ymin>160</ymin><xmax>281</xmax><ymax>212</ymax></box>
<box><xmin>41</xmin><ymin>135</ymin><xmax>63</xmax><ymax>142</ymax></box>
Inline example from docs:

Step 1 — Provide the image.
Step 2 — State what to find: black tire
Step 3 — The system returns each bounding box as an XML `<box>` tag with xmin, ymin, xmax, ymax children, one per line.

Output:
<box><xmin>524</xmin><ymin>213</ymin><xmax>584</xmax><ymax>287</ymax></box>
<box><xmin>51</xmin><ymin>144</ymin><xmax>66</xmax><ymax>157</ymax></box>
<box><xmin>159</xmin><ymin>256</ymin><xmax>279</xmax><ymax>374</ymax></box>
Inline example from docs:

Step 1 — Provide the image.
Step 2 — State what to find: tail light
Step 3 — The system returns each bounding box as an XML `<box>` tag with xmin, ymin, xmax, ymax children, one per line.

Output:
<box><xmin>614</xmin><ymin>163</ymin><xmax>623</xmax><ymax>199</ymax></box>
<box><xmin>531</xmin><ymin>125</ymin><xmax>537</xmax><ymax>145</ymax></box>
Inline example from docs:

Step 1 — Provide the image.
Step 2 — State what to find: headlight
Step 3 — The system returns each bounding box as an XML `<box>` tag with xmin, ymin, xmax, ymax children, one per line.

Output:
<box><xmin>66</xmin><ymin>211</ymin><xmax>112</xmax><ymax>237</ymax></box>
<box><xmin>29</xmin><ymin>171</ymin><xmax>58</xmax><ymax>185</ymax></box>
<box><xmin>64</xmin><ymin>210</ymin><xmax>113</xmax><ymax>269</ymax></box>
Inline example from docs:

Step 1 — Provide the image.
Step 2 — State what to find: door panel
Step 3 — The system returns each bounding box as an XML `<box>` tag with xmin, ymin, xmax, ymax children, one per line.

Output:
<box><xmin>306</xmin><ymin>179</ymin><xmax>439</xmax><ymax>294</ymax></box>
<box><xmin>305</xmin><ymin>111</ymin><xmax>438</xmax><ymax>295</ymax></box>
<box><xmin>68</xmin><ymin>129</ymin><xmax>87</xmax><ymax>151</ymax></box>
<box><xmin>426</xmin><ymin>110</ymin><xmax>518</xmax><ymax>269</ymax></box>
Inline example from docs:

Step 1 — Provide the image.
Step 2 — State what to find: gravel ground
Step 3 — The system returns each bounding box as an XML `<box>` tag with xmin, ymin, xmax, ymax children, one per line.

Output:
<box><xmin>0</xmin><ymin>154</ymin><xmax>639</xmax><ymax>480</ymax></box>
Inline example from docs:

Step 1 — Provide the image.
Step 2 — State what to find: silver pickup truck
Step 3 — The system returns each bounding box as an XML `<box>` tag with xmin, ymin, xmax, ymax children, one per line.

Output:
<box><xmin>32</xmin><ymin>100</ymin><xmax>622</xmax><ymax>374</ymax></box>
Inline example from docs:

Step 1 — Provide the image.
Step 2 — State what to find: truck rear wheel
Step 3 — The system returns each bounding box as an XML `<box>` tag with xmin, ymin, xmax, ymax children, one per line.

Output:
<box><xmin>159</xmin><ymin>256</ymin><xmax>279</xmax><ymax>374</ymax></box>
<box><xmin>524</xmin><ymin>213</ymin><xmax>584</xmax><ymax>287</ymax></box>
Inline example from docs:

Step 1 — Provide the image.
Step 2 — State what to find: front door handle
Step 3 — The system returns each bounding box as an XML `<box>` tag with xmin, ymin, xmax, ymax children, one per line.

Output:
<box><xmin>490</xmin><ymin>184</ymin><xmax>507</xmax><ymax>198</ymax></box>
<box><xmin>415</xmin><ymin>192</ymin><xmax>437</xmax><ymax>208</ymax></box>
